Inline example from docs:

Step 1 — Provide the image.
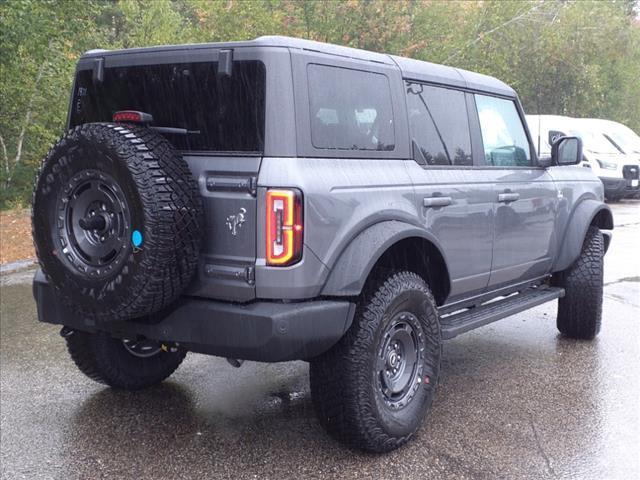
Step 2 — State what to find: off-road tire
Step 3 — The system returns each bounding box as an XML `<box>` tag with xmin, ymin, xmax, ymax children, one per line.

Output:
<box><xmin>555</xmin><ymin>226</ymin><xmax>604</xmax><ymax>339</ymax></box>
<box><xmin>32</xmin><ymin>123</ymin><xmax>202</xmax><ymax>323</ymax></box>
<box><xmin>66</xmin><ymin>331</ymin><xmax>186</xmax><ymax>390</ymax></box>
<box><xmin>310</xmin><ymin>271</ymin><xmax>441</xmax><ymax>453</ymax></box>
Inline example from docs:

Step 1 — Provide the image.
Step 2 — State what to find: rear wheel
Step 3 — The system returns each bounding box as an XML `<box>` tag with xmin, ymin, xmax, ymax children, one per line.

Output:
<box><xmin>66</xmin><ymin>331</ymin><xmax>186</xmax><ymax>390</ymax></box>
<box><xmin>310</xmin><ymin>271</ymin><xmax>441</xmax><ymax>453</ymax></box>
<box><xmin>555</xmin><ymin>226</ymin><xmax>604</xmax><ymax>339</ymax></box>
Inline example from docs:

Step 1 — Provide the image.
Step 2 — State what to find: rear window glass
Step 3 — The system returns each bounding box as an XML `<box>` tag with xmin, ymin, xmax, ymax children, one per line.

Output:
<box><xmin>70</xmin><ymin>61</ymin><xmax>265</xmax><ymax>152</ymax></box>
<box><xmin>307</xmin><ymin>64</ymin><xmax>395</xmax><ymax>151</ymax></box>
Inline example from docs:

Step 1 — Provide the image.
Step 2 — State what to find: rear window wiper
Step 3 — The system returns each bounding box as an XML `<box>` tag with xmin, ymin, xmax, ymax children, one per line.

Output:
<box><xmin>150</xmin><ymin>126</ymin><xmax>201</xmax><ymax>136</ymax></box>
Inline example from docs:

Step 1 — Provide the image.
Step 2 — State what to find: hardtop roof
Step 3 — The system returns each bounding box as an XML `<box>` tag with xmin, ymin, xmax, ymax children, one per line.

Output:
<box><xmin>81</xmin><ymin>35</ymin><xmax>516</xmax><ymax>97</ymax></box>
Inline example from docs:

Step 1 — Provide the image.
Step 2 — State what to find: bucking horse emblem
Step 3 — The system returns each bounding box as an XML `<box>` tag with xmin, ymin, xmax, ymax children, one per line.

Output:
<box><xmin>226</xmin><ymin>208</ymin><xmax>247</xmax><ymax>236</ymax></box>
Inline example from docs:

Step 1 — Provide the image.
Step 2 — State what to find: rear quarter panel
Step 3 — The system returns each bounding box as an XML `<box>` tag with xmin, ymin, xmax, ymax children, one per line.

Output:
<box><xmin>255</xmin><ymin>157</ymin><xmax>417</xmax><ymax>299</ymax></box>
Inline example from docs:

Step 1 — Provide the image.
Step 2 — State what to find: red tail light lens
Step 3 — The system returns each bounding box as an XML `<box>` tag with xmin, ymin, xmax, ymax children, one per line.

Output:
<box><xmin>266</xmin><ymin>189</ymin><xmax>303</xmax><ymax>266</ymax></box>
<box><xmin>112</xmin><ymin>110</ymin><xmax>154</xmax><ymax>124</ymax></box>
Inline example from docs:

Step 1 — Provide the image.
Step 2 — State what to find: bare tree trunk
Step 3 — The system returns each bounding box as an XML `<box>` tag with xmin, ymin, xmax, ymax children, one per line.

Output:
<box><xmin>0</xmin><ymin>133</ymin><xmax>9</xmax><ymax>177</ymax></box>
<box><xmin>5</xmin><ymin>42</ymin><xmax>51</xmax><ymax>189</ymax></box>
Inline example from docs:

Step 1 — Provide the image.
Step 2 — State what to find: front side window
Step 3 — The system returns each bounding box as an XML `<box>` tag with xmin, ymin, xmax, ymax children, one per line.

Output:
<box><xmin>308</xmin><ymin>64</ymin><xmax>395</xmax><ymax>151</ymax></box>
<box><xmin>406</xmin><ymin>83</ymin><xmax>472</xmax><ymax>166</ymax></box>
<box><xmin>475</xmin><ymin>95</ymin><xmax>531</xmax><ymax>167</ymax></box>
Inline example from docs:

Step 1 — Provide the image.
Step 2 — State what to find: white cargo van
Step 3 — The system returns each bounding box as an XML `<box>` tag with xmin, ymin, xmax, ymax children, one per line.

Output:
<box><xmin>527</xmin><ymin>115</ymin><xmax>639</xmax><ymax>201</ymax></box>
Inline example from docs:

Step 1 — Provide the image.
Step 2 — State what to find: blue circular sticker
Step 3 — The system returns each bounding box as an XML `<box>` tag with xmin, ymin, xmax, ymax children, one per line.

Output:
<box><xmin>131</xmin><ymin>230</ymin><xmax>143</xmax><ymax>247</ymax></box>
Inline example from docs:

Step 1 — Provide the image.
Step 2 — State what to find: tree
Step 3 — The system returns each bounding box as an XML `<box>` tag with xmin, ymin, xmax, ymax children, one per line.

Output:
<box><xmin>1</xmin><ymin>0</ymin><xmax>638</xmax><ymax>208</ymax></box>
<box><xmin>0</xmin><ymin>0</ymin><xmax>105</xmax><ymax>205</ymax></box>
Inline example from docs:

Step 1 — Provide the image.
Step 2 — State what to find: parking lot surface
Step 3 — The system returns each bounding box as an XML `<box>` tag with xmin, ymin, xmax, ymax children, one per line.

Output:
<box><xmin>1</xmin><ymin>201</ymin><xmax>638</xmax><ymax>480</ymax></box>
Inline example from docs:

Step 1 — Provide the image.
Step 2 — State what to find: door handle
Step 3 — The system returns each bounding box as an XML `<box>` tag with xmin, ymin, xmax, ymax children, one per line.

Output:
<box><xmin>423</xmin><ymin>196</ymin><xmax>453</xmax><ymax>208</ymax></box>
<box><xmin>498</xmin><ymin>192</ymin><xmax>520</xmax><ymax>203</ymax></box>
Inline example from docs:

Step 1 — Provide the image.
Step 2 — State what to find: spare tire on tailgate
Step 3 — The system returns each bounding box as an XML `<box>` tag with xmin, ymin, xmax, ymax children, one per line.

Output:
<box><xmin>32</xmin><ymin>123</ymin><xmax>202</xmax><ymax>323</ymax></box>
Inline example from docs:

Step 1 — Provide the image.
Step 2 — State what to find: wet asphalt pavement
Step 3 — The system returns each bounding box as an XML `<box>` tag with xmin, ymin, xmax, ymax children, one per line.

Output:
<box><xmin>1</xmin><ymin>201</ymin><xmax>639</xmax><ymax>480</ymax></box>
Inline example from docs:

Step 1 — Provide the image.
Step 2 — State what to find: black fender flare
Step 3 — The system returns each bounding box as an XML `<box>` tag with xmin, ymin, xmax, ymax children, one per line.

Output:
<box><xmin>552</xmin><ymin>199</ymin><xmax>613</xmax><ymax>273</ymax></box>
<box><xmin>321</xmin><ymin>220</ymin><xmax>451</xmax><ymax>297</ymax></box>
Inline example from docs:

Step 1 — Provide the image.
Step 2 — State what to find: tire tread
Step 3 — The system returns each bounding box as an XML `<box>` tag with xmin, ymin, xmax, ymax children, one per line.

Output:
<box><xmin>556</xmin><ymin>226</ymin><xmax>604</xmax><ymax>339</ymax></box>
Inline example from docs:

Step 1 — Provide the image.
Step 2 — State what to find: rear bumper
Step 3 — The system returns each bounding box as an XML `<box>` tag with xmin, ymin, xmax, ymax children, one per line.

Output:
<box><xmin>33</xmin><ymin>270</ymin><xmax>355</xmax><ymax>362</ymax></box>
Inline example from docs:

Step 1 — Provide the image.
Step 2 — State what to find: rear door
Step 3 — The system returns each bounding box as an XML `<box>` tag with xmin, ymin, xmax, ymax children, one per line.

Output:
<box><xmin>473</xmin><ymin>94</ymin><xmax>558</xmax><ymax>288</ymax></box>
<box><xmin>403</xmin><ymin>83</ymin><xmax>495</xmax><ymax>301</ymax></box>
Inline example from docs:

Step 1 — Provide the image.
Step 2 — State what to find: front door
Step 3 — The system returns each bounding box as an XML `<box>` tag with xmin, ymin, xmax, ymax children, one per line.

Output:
<box><xmin>473</xmin><ymin>94</ymin><xmax>558</xmax><ymax>288</ymax></box>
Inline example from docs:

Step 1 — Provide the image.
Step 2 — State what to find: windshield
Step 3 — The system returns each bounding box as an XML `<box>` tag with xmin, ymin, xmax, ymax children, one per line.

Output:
<box><xmin>605</xmin><ymin>129</ymin><xmax>640</xmax><ymax>154</ymax></box>
<box><xmin>570</xmin><ymin>128</ymin><xmax>621</xmax><ymax>155</ymax></box>
<box><xmin>70</xmin><ymin>61</ymin><xmax>266</xmax><ymax>152</ymax></box>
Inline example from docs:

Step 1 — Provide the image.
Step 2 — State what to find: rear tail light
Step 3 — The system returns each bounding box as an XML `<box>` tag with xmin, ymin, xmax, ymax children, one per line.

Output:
<box><xmin>266</xmin><ymin>189</ymin><xmax>303</xmax><ymax>266</ymax></box>
<box><xmin>113</xmin><ymin>110</ymin><xmax>154</xmax><ymax>124</ymax></box>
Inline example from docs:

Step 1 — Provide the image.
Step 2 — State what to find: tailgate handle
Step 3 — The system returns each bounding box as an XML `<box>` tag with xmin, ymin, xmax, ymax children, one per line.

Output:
<box><xmin>206</xmin><ymin>175</ymin><xmax>257</xmax><ymax>195</ymax></box>
<box><xmin>423</xmin><ymin>196</ymin><xmax>452</xmax><ymax>208</ymax></box>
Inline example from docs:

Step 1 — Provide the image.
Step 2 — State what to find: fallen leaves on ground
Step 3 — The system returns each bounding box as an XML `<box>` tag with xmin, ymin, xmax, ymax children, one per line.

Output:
<box><xmin>1</xmin><ymin>210</ymin><xmax>34</xmax><ymax>264</ymax></box>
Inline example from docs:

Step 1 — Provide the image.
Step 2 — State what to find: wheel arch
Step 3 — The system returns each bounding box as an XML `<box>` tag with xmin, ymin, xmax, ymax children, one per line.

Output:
<box><xmin>552</xmin><ymin>199</ymin><xmax>613</xmax><ymax>273</ymax></box>
<box><xmin>321</xmin><ymin>221</ymin><xmax>451</xmax><ymax>305</ymax></box>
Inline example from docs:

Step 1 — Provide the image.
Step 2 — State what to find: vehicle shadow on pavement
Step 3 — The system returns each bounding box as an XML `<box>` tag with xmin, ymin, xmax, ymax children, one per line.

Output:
<box><xmin>62</xmin><ymin>373</ymin><xmax>367</xmax><ymax>479</ymax></box>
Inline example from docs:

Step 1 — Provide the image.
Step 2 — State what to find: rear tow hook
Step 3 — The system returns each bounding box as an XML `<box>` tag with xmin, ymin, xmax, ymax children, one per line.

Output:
<box><xmin>59</xmin><ymin>326</ymin><xmax>74</xmax><ymax>338</ymax></box>
<box><xmin>226</xmin><ymin>358</ymin><xmax>245</xmax><ymax>368</ymax></box>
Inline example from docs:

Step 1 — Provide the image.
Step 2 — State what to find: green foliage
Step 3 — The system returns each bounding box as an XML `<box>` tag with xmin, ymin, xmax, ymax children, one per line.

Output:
<box><xmin>1</xmin><ymin>0</ymin><xmax>638</xmax><ymax>207</ymax></box>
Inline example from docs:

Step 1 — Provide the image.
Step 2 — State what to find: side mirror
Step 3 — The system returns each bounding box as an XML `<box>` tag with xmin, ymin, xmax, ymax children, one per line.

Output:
<box><xmin>551</xmin><ymin>136</ymin><xmax>583</xmax><ymax>166</ymax></box>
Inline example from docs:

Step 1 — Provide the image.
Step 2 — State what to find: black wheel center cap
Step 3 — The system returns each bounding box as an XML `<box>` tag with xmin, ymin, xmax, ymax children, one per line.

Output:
<box><xmin>387</xmin><ymin>350</ymin><xmax>400</xmax><ymax>369</ymax></box>
<box><xmin>79</xmin><ymin>214</ymin><xmax>108</xmax><ymax>232</ymax></box>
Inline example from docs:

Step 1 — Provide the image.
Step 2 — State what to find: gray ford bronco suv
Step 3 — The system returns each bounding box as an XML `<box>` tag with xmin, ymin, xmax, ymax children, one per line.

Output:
<box><xmin>32</xmin><ymin>36</ymin><xmax>613</xmax><ymax>453</ymax></box>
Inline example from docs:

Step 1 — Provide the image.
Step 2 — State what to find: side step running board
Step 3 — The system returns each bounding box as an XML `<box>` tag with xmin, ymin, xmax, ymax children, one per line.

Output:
<box><xmin>439</xmin><ymin>286</ymin><xmax>565</xmax><ymax>340</ymax></box>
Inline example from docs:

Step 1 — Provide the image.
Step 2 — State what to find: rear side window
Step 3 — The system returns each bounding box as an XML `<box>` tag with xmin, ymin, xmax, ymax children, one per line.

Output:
<box><xmin>307</xmin><ymin>64</ymin><xmax>395</xmax><ymax>151</ymax></box>
<box><xmin>70</xmin><ymin>61</ymin><xmax>265</xmax><ymax>152</ymax></box>
<box><xmin>406</xmin><ymin>83</ymin><xmax>472</xmax><ymax>166</ymax></box>
<box><xmin>475</xmin><ymin>94</ymin><xmax>531</xmax><ymax>167</ymax></box>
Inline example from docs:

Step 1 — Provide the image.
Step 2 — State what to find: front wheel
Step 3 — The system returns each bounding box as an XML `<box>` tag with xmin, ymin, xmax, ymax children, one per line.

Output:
<box><xmin>310</xmin><ymin>271</ymin><xmax>442</xmax><ymax>453</ymax></box>
<box><xmin>66</xmin><ymin>331</ymin><xmax>186</xmax><ymax>390</ymax></box>
<box><xmin>555</xmin><ymin>226</ymin><xmax>604</xmax><ymax>339</ymax></box>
